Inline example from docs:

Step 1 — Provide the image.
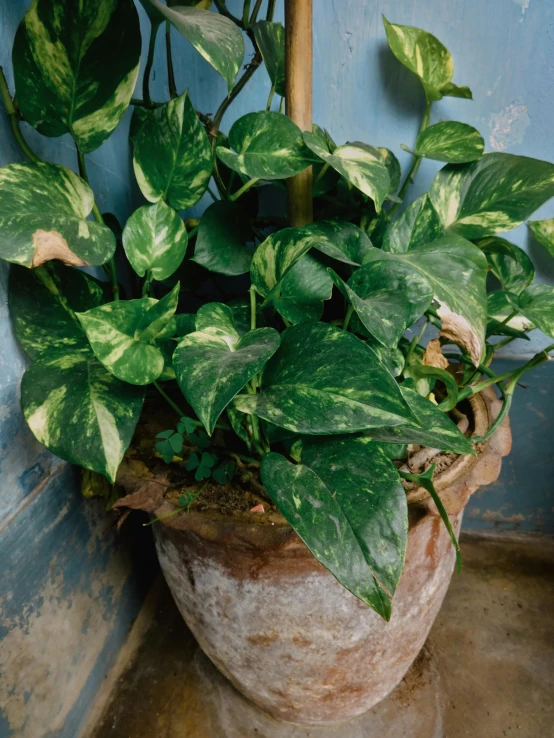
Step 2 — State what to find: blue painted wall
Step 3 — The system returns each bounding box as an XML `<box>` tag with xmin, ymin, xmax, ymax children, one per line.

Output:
<box><xmin>1</xmin><ymin>3</ymin><xmax>553</xmax><ymax>735</ymax></box>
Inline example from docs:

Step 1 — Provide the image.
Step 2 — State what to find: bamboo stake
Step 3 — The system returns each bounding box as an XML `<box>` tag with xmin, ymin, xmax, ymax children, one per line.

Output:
<box><xmin>285</xmin><ymin>0</ymin><xmax>313</xmax><ymax>226</ymax></box>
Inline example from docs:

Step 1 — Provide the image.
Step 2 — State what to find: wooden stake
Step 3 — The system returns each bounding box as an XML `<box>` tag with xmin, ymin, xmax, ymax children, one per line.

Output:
<box><xmin>285</xmin><ymin>0</ymin><xmax>313</xmax><ymax>227</ymax></box>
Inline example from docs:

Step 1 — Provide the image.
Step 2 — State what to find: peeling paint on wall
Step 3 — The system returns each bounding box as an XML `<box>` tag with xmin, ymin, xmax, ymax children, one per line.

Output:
<box><xmin>489</xmin><ymin>102</ymin><xmax>530</xmax><ymax>151</ymax></box>
<box><xmin>0</xmin><ymin>466</ymin><xmax>145</xmax><ymax>738</ymax></box>
<box><xmin>513</xmin><ymin>0</ymin><xmax>531</xmax><ymax>17</ymax></box>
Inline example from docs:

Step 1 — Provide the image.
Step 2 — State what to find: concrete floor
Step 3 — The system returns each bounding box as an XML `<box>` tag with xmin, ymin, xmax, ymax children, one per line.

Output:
<box><xmin>92</xmin><ymin>533</ymin><xmax>554</xmax><ymax>738</ymax></box>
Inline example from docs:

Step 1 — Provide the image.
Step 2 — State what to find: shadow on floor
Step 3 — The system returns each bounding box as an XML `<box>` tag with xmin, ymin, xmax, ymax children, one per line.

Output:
<box><xmin>92</xmin><ymin>533</ymin><xmax>554</xmax><ymax>738</ymax></box>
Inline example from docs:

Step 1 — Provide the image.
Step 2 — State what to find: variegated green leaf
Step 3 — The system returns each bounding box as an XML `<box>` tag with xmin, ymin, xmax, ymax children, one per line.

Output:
<box><xmin>9</xmin><ymin>263</ymin><xmax>106</xmax><ymax>360</ymax></box>
<box><xmin>330</xmin><ymin>261</ymin><xmax>433</xmax><ymax>348</ymax></box>
<box><xmin>173</xmin><ymin>306</ymin><xmax>280</xmax><ymax>434</ymax></box>
<box><xmin>194</xmin><ymin>303</ymin><xmax>240</xmax><ymax>342</ymax></box>
<box><xmin>252</xmin><ymin>21</ymin><xmax>285</xmax><ymax>97</ymax></box>
<box><xmin>515</xmin><ymin>285</ymin><xmax>554</xmax><ymax>338</ymax></box>
<box><xmin>77</xmin><ymin>285</ymin><xmax>180</xmax><ymax>385</ymax></box>
<box><xmin>192</xmin><ymin>200</ymin><xmax>253</xmax><ymax>275</ymax></box>
<box><xmin>21</xmin><ymin>347</ymin><xmax>144</xmax><ymax>482</ymax></box>
<box><xmin>415</xmin><ymin>121</ymin><xmax>484</xmax><ymax>163</ymax></box>
<box><xmin>122</xmin><ymin>201</ymin><xmax>188</xmax><ymax>280</ymax></box>
<box><xmin>349</xmin><ymin>142</ymin><xmax>402</xmax><ymax>194</ymax></box>
<box><xmin>529</xmin><ymin>218</ymin><xmax>554</xmax><ymax>259</ymax></box>
<box><xmin>133</xmin><ymin>91</ymin><xmax>212</xmax><ymax>210</ymax></box>
<box><xmin>383</xmin><ymin>17</ymin><xmax>470</xmax><ymax>103</ymax></box>
<box><xmin>300</xmin><ymin>436</ymin><xmax>407</xmax><ymax>598</ymax></box>
<box><xmin>273</xmin><ymin>255</ymin><xmax>333</xmax><ymax>324</ymax></box>
<box><xmin>477</xmin><ymin>237</ymin><xmax>535</xmax><ymax>295</ymax></box>
<box><xmin>303</xmin><ymin>133</ymin><xmax>390</xmax><ymax>212</ymax></box>
<box><xmin>148</xmin><ymin>1</ymin><xmax>244</xmax><ymax>91</ymax></box>
<box><xmin>310</xmin><ymin>125</ymin><xmax>341</xmax><ymax>196</ymax></box>
<box><xmin>363</xmin><ymin>234</ymin><xmax>488</xmax><ymax>365</ymax></box>
<box><xmin>135</xmin><ymin>283</ymin><xmax>180</xmax><ymax>341</ymax></box>
<box><xmin>369</xmin><ymin>386</ymin><xmax>474</xmax><ymax>455</ymax></box>
<box><xmin>216</xmin><ymin>112</ymin><xmax>314</xmax><ymax>180</ymax></box>
<box><xmin>0</xmin><ymin>162</ymin><xmax>116</xmax><ymax>268</ymax></box>
<box><xmin>261</xmin><ymin>438</ymin><xmax>408</xmax><ymax>618</ymax></box>
<box><xmin>429</xmin><ymin>153</ymin><xmax>554</xmax><ymax>239</ymax></box>
<box><xmin>233</xmin><ymin>322</ymin><xmax>419</xmax><ymax>434</ymax></box>
<box><xmin>382</xmin><ymin>194</ymin><xmax>443</xmax><ymax>253</ymax></box>
<box><xmin>251</xmin><ymin>220</ymin><xmax>371</xmax><ymax>299</ymax></box>
<box><xmin>487</xmin><ymin>290</ymin><xmax>534</xmax><ymax>334</ymax></box>
<box><xmin>13</xmin><ymin>0</ymin><xmax>141</xmax><ymax>152</ymax></box>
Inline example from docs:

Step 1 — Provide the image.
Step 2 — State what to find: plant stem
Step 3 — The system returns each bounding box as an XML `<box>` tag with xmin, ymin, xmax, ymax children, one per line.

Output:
<box><xmin>0</xmin><ymin>67</ymin><xmax>40</xmax><ymax>163</ymax></box>
<box><xmin>143</xmin><ymin>22</ymin><xmax>160</xmax><ymax>106</ymax></box>
<box><xmin>313</xmin><ymin>161</ymin><xmax>330</xmax><ymax>185</ymax></box>
<box><xmin>207</xmin><ymin>185</ymin><xmax>219</xmax><ymax>201</ymax></box>
<box><xmin>247</xmin><ymin>285</ymin><xmax>263</xmax><ymax>448</ymax></box>
<box><xmin>212</xmin><ymin>51</ymin><xmax>263</xmax><ymax>133</ymax></box>
<box><xmin>229</xmin><ymin>177</ymin><xmax>260</xmax><ymax>201</ymax></box>
<box><xmin>389</xmin><ymin>100</ymin><xmax>431</xmax><ymax>219</ymax></box>
<box><xmin>249</xmin><ymin>0</ymin><xmax>264</xmax><ymax>23</ymax></box>
<box><xmin>343</xmin><ymin>305</ymin><xmax>354</xmax><ymax>332</ymax></box>
<box><xmin>142</xmin><ymin>271</ymin><xmax>154</xmax><ymax>297</ymax></box>
<box><xmin>213</xmin><ymin>0</ymin><xmax>244</xmax><ymax>27</ymax></box>
<box><xmin>187</xmin><ymin>225</ymin><xmax>199</xmax><ymax>239</ymax></box>
<box><xmin>249</xmin><ymin>285</ymin><xmax>257</xmax><ymax>331</ymax></box>
<box><xmin>266</xmin><ymin>83</ymin><xmax>276</xmax><ymax>110</ymax></box>
<box><xmin>266</xmin><ymin>0</ymin><xmax>276</xmax><ymax>20</ymax></box>
<box><xmin>165</xmin><ymin>21</ymin><xmax>178</xmax><ymax>99</ymax></box>
<box><xmin>152</xmin><ymin>381</ymin><xmax>231</xmax><ymax>431</ymax></box>
<box><xmin>76</xmin><ymin>146</ymin><xmax>120</xmax><ymax>300</ymax></box>
<box><xmin>242</xmin><ymin>0</ymin><xmax>251</xmax><ymax>27</ymax></box>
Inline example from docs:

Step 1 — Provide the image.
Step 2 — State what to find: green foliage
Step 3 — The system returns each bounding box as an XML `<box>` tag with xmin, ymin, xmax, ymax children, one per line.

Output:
<box><xmin>13</xmin><ymin>0</ymin><xmax>141</xmax><ymax>152</ymax></box>
<box><xmin>2</xmin><ymin>4</ymin><xmax>554</xmax><ymax>621</ymax></box>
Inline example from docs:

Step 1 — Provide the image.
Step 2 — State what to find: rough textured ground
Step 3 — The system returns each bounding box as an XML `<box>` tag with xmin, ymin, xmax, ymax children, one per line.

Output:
<box><xmin>91</xmin><ymin>533</ymin><xmax>554</xmax><ymax>738</ymax></box>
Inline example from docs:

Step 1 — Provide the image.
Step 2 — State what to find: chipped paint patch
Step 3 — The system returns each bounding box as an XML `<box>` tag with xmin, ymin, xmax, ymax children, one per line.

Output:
<box><xmin>513</xmin><ymin>0</ymin><xmax>530</xmax><ymax>17</ymax></box>
<box><xmin>489</xmin><ymin>102</ymin><xmax>530</xmax><ymax>151</ymax></box>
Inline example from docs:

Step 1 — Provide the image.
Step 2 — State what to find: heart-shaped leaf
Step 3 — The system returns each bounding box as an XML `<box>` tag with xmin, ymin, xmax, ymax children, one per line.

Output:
<box><xmin>348</xmin><ymin>142</ymin><xmax>402</xmax><ymax>194</ymax></box>
<box><xmin>192</xmin><ymin>200</ymin><xmax>253</xmax><ymax>275</ymax></box>
<box><xmin>147</xmin><ymin>1</ymin><xmax>244</xmax><ymax>91</ymax></box>
<box><xmin>173</xmin><ymin>306</ymin><xmax>280</xmax><ymax>434</ymax></box>
<box><xmin>216</xmin><ymin>112</ymin><xmax>314</xmax><ymax>180</ymax></box>
<box><xmin>303</xmin><ymin>133</ymin><xmax>390</xmax><ymax>212</ymax></box>
<box><xmin>9</xmin><ymin>263</ymin><xmax>107</xmax><ymax>360</ymax></box>
<box><xmin>529</xmin><ymin>218</ymin><xmax>554</xmax><ymax>259</ymax></box>
<box><xmin>233</xmin><ymin>322</ymin><xmax>419</xmax><ymax>434</ymax></box>
<box><xmin>0</xmin><ymin>162</ymin><xmax>115</xmax><ymax>268</ymax></box>
<box><xmin>383</xmin><ymin>17</ymin><xmax>470</xmax><ymax>102</ymax></box>
<box><xmin>273</xmin><ymin>255</ymin><xmax>333</xmax><ymax>324</ymax></box>
<box><xmin>133</xmin><ymin>91</ymin><xmax>212</xmax><ymax>210</ymax></box>
<box><xmin>429</xmin><ymin>153</ymin><xmax>554</xmax><ymax>239</ymax></box>
<box><xmin>382</xmin><ymin>194</ymin><xmax>443</xmax><ymax>253</ymax></box>
<box><xmin>477</xmin><ymin>236</ymin><xmax>535</xmax><ymax>294</ymax></box>
<box><xmin>330</xmin><ymin>261</ymin><xmax>433</xmax><ymax>348</ymax></box>
<box><xmin>515</xmin><ymin>285</ymin><xmax>554</xmax><ymax>338</ymax></box>
<box><xmin>363</xmin><ymin>233</ymin><xmax>488</xmax><ymax>365</ymax></box>
<box><xmin>77</xmin><ymin>285</ymin><xmax>180</xmax><ymax>385</ymax></box>
<box><xmin>122</xmin><ymin>201</ymin><xmax>188</xmax><ymax>280</ymax></box>
<box><xmin>252</xmin><ymin>21</ymin><xmax>285</xmax><ymax>96</ymax></box>
<box><xmin>21</xmin><ymin>348</ymin><xmax>144</xmax><ymax>482</ymax></box>
<box><xmin>251</xmin><ymin>220</ymin><xmax>371</xmax><ymax>299</ymax></box>
<box><xmin>261</xmin><ymin>437</ymin><xmax>408</xmax><ymax>619</ymax></box>
<box><xmin>13</xmin><ymin>0</ymin><xmax>141</xmax><ymax>152</ymax></box>
<box><xmin>415</xmin><ymin>121</ymin><xmax>484</xmax><ymax>163</ymax></box>
<box><xmin>368</xmin><ymin>386</ymin><xmax>474</xmax><ymax>454</ymax></box>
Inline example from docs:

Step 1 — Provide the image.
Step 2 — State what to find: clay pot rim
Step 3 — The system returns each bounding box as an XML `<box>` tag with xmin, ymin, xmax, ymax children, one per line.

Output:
<box><xmin>115</xmin><ymin>388</ymin><xmax>510</xmax><ymax>552</ymax></box>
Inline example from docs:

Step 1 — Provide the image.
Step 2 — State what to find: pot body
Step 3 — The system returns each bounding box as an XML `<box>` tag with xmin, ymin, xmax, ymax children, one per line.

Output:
<box><xmin>154</xmin><ymin>510</ymin><xmax>460</xmax><ymax>724</ymax></box>
<box><xmin>122</xmin><ymin>389</ymin><xmax>510</xmax><ymax>726</ymax></box>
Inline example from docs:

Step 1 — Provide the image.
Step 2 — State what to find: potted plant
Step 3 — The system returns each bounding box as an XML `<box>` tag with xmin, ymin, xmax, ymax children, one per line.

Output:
<box><xmin>1</xmin><ymin>0</ymin><xmax>553</xmax><ymax>726</ymax></box>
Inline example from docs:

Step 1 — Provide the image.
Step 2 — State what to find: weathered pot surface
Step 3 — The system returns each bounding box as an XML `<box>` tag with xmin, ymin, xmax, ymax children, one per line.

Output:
<box><xmin>115</xmin><ymin>388</ymin><xmax>511</xmax><ymax>725</ymax></box>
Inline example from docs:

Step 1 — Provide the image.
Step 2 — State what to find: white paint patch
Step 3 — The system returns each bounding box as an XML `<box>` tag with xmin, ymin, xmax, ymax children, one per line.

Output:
<box><xmin>513</xmin><ymin>0</ymin><xmax>530</xmax><ymax>17</ymax></box>
<box><xmin>489</xmin><ymin>102</ymin><xmax>530</xmax><ymax>151</ymax></box>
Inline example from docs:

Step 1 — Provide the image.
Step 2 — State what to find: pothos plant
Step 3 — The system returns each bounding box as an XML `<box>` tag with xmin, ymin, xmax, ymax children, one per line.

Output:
<box><xmin>1</xmin><ymin>0</ymin><xmax>554</xmax><ymax>621</ymax></box>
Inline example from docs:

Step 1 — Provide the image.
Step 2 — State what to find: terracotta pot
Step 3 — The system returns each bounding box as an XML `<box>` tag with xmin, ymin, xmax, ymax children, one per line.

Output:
<box><xmin>116</xmin><ymin>388</ymin><xmax>511</xmax><ymax>725</ymax></box>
